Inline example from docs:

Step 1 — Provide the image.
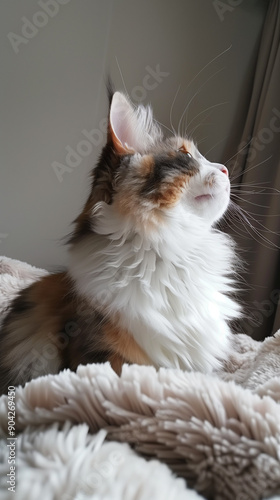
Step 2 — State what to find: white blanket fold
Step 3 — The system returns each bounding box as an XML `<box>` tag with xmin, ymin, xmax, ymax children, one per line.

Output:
<box><xmin>0</xmin><ymin>256</ymin><xmax>279</xmax><ymax>500</ymax></box>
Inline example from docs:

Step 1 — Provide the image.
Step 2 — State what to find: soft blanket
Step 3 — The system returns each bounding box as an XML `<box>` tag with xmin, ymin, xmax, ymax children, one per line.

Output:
<box><xmin>0</xmin><ymin>256</ymin><xmax>279</xmax><ymax>500</ymax></box>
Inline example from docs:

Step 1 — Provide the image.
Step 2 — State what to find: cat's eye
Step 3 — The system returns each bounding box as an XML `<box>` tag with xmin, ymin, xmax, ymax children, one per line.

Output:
<box><xmin>178</xmin><ymin>146</ymin><xmax>192</xmax><ymax>158</ymax></box>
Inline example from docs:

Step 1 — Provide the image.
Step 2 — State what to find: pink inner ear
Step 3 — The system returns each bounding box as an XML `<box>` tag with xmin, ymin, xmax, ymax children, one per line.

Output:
<box><xmin>110</xmin><ymin>92</ymin><xmax>136</xmax><ymax>154</ymax></box>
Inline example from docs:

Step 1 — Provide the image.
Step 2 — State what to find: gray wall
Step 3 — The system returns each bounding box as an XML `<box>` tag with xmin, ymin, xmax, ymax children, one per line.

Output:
<box><xmin>0</xmin><ymin>0</ymin><xmax>267</xmax><ymax>270</ymax></box>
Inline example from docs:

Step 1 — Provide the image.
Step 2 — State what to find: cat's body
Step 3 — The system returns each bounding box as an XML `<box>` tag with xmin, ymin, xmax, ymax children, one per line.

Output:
<box><xmin>0</xmin><ymin>90</ymin><xmax>241</xmax><ymax>394</ymax></box>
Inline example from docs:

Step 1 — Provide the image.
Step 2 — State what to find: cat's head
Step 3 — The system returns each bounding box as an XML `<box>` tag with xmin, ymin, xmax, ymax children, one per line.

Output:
<box><xmin>73</xmin><ymin>91</ymin><xmax>230</xmax><ymax>239</ymax></box>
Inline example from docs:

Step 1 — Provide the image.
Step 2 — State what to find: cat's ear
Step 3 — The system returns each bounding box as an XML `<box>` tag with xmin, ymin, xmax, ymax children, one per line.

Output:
<box><xmin>109</xmin><ymin>92</ymin><xmax>162</xmax><ymax>154</ymax></box>
<box><xmin>109</xmin><ymin>92</ymin><xmax>136</xmax><ymax>154</ymax></box>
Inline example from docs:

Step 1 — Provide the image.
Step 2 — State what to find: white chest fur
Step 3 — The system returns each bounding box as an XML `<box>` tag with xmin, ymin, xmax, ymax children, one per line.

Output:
<box><xmin>69</xmin><ymin>203</ymin><xmax>240</xmax><ymax>372</ymax></box>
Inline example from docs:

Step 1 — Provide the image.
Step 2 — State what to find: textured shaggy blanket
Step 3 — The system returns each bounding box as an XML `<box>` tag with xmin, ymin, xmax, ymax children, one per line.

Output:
<box><xmin>0</xmin><ymin>256</ymin><xmax>279</xmax><ymax>500</ymax></box>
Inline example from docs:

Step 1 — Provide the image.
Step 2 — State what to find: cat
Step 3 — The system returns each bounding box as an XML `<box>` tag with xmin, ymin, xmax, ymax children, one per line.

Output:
<box><xmin>0</xmin><ymin>88</ymin><xmax>241</xmax><ymax>394</ymax></box>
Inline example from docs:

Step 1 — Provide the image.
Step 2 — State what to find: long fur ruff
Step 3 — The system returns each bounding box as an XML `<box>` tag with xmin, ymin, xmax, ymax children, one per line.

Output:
<box><xmin>69</xmin><ymin>202</ymin><xmax>240</xmax><ymax>372</ymax></box>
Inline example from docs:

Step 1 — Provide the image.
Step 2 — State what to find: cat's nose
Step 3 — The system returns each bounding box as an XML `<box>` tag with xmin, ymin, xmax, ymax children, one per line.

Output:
<box><xmin>220</xmin><ymin>165</ymin><xmax>228</xmax><ymax>176</ymax></box>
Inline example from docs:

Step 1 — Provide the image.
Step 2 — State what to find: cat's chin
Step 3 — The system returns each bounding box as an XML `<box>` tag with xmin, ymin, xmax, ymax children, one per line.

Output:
<box><xmin>190</xmin><ymin>187</ymin><xmax>230</xmax><ymax>224</ymax></box>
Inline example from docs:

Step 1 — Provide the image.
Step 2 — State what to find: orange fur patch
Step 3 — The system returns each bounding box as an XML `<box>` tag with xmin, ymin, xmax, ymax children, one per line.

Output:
<box><xmin>114</xmin><ymin>189</ymin><xmax>163</xmax><ymax>234</ymax></box>
<box><xmin>114</xmin><ymin>188</ymin><xmax>138</xmax><ymax>217</ymax></box>
<box><xmin>140</xmin><ymin>155</ymin><xmax>155</xmax><ymax>176</ymax></box>
<box><xmin>103</xmin><ymin>320</ymin><xmax>151</xmax><ymax>367</ymax></box>
<box><xmin>180</xmin><ymin>140</ymin><xmax>195</xmax><ymax>155</ymax></box>
<box><xmin>107</xmin><ymin>352</ymin><xmax>125</xmax><ymax>375</ymax></box>
<box><xmin>153</xmin><ymin>174</ymin><xmax>190</xmax><ymax>208</ymax></box>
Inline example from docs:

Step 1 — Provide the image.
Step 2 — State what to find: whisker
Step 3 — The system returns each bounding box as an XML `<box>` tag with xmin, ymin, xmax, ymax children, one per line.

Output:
<box><xmin>186</xmin><ymin>101</ymin><xmax>229</xmax><ymax>133</ymax></box>
<box><xmin>154</xmin><ymin>119</ymin><xmax>174</xmax><ymax>136</ymax></box>
<box><xmin>179</xmin><ymin>67</ymin><xmax>225</xmax><ymax>136</ymax></box>
<box><xmin>231</xmin><ymin>188</ymin><xmax>280</xmax><ymax>196</ymax></box>
<box><xmin>231</xmin><ymin>181</ymin><xmax>279</xmax><ymax>190</ymax></box>
<box><xmin>182</xmin><ymin>44</ymin><xmax>232</xmax><ymax>96</ymax></box>
<box><xmin>197</xmin><ymin>135</ymin><xmax>210</xmax><ymax>146</ymax></box>
<box><xmin>225</xmin><ymin>138</ymin><xmax>252</xmax><ymax>165</ymax></box>
<box><xmin>230</xmin><ymin>194</ymin><xmax>270</xmax><ymax>209</ymax></box>
<box><xmin>228</xmin><ymin>201</ymin><xmax>280</xmax><ymax>249</ymax></box>
<box><xmin>203</xmin><ymin>135</ymin><xmax>229</xmax><ymax>157</ymax></box>
<box><xmin>169</xmin><ymin>84</ymin><xmax>181</xmax><ymax>136</ymax></box>
<box><xmin>230</xmin><ymin>156</ymin><xmax>273</xmax><ymax>182</ymax></box>
<box><xmin>175</xmin><ymin>45</ymin><xmax>232</xmax><ymax>137</ymax></box>
<box><xmin>188</xmin><ymin>118</ymin><xmax>213</xmax><ymax>138</ymax></box>
<box><xmin>188</xmin><ymin>114</ymin><xmax>215</xmax><ymax>138</ymax></box>
<box><xmin>236</xmin><ymin>207</ymin><xmax>280</xmax><ymax>235</ymax></box>
<box><xmin>115</xmin><ymin>57</ymin><xmax>132</xmax><ymax>104</ymax></box>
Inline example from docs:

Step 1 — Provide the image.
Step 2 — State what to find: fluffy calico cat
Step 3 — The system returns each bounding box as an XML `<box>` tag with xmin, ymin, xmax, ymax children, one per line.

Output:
<box><xmin>0</xmin><ymin>90</ymin><xmax>241</xmax><ymax>394</ymax></box>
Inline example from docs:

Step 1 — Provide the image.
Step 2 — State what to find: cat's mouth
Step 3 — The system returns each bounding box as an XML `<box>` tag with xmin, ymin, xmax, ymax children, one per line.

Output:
<box><xmin>195</xmin><ymin>194</ymin><xmax>212</xmax><ymax>202</ymax></box>
<box><xmin>194</xmin><ymin>185</ymin><xmax>229</xmax><ymax>203</ymax></box>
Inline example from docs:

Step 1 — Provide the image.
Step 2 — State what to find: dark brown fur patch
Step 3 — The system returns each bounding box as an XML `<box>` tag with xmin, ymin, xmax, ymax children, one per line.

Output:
<box><xmin>0</xmin><ymin>272</ymin><xmax>74</xmax><ymax>393</ymax></box>
<box><xmin>0</xmin><ymin>271</ymin><xmax>151</xmax><ymax>394</ymax></box>
<box><xmin>138</xmin><ymin>152</ymin><xmax>198</xmax><ymax>210</ymax></box>
<box><xmin>68</xmin><ymin>142</ymin><xmax>122</xmax><ymax>245</ymax></box>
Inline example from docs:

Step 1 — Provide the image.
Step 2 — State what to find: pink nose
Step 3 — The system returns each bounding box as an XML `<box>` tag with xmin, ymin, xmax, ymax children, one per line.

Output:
<box><xmin>220</xmin><ymin>166</ymin><xmax>228</xmax><ymax>176</ymax></box>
